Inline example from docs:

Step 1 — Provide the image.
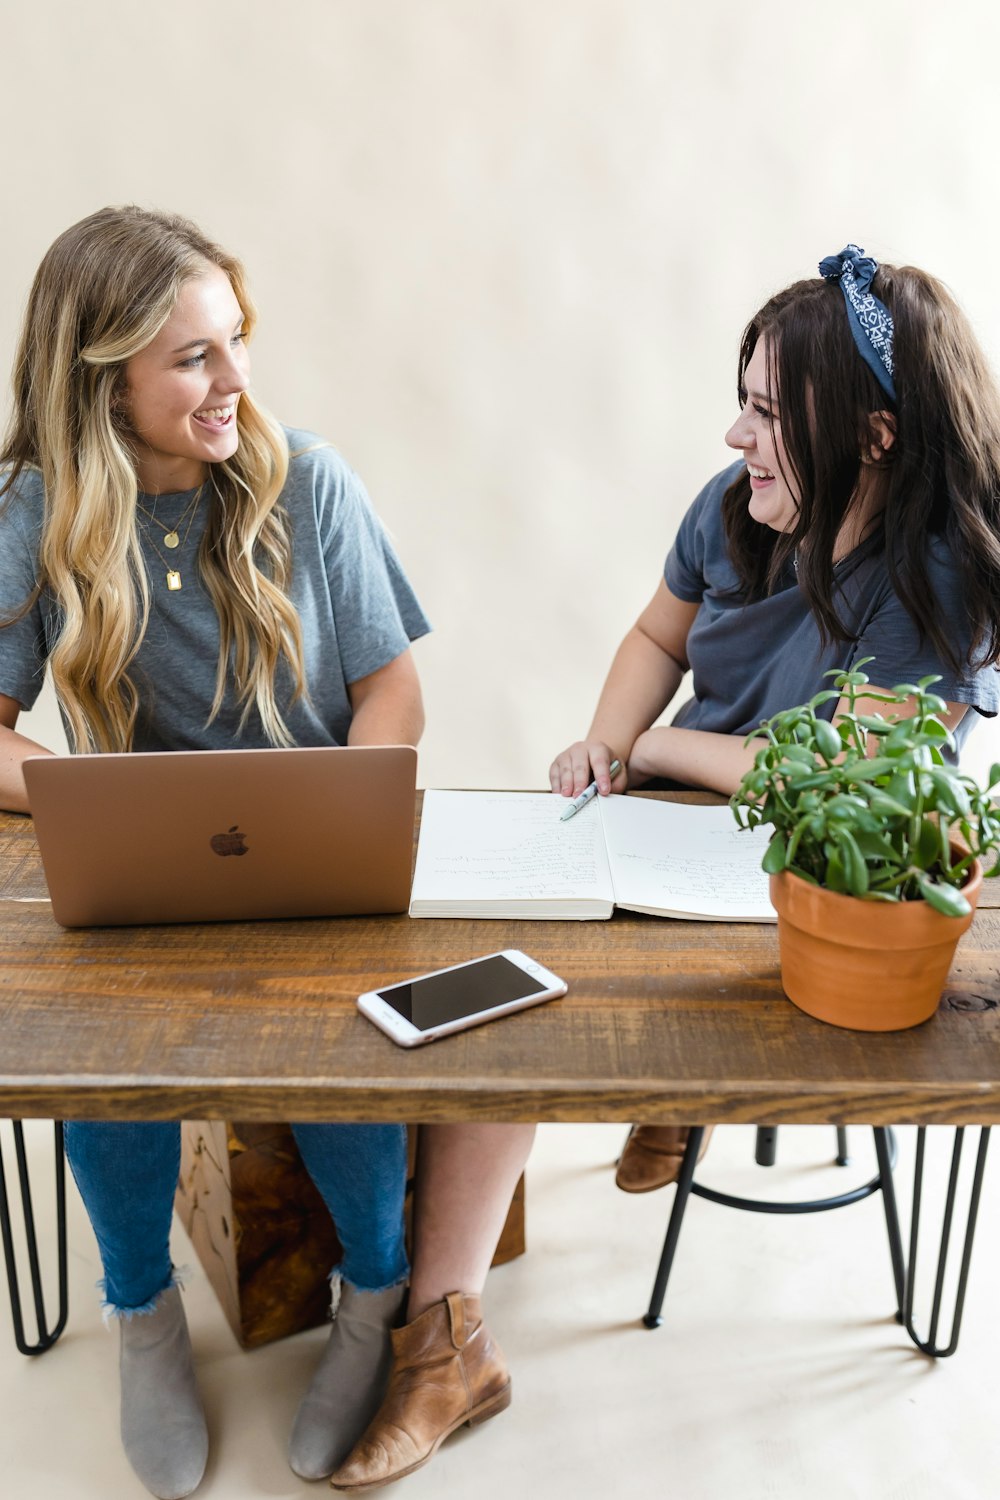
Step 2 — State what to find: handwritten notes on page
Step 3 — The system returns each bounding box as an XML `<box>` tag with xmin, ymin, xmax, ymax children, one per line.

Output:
<box><xmin>597</xmin><ymin>795</ymin><xmax>775</xmax><ymax>922</ymax></box>
<box><xmin>409</xmin><ymin>791</ymin><xmax>615</xmax><ymax>918</ymax></box>
<box><xmin>409</xmin><ymin>791</ymin><xmax>776</xmax><ymax>922</ymax></box>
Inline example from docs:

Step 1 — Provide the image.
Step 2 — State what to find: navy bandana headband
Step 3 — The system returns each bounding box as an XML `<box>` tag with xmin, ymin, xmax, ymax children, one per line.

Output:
<box><xmin>818</xmin><ymin>244</ymin><xmax>896</xmax><ymax>403</ymax></box>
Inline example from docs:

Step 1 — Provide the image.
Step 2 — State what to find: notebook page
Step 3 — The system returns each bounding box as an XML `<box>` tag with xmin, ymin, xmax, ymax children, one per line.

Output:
<box><xmin>410</xmin><ymin>790</ymin><xmax>615</xmax><ymax>913</ymax></box>
<box><xmin>598</xmin><ymin>796</ymin><xmax>776</xmax><ymax>922</ymax></box>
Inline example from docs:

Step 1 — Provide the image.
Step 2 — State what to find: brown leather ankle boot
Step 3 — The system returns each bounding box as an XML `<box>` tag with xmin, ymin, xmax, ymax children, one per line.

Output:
<box><xmin>328</xmin><ymin>1291</ymin><xmax>510</xmax><ymax>1492</ymax></box>
<box><xmin>615</xmin><ymin>1124</ymin><xmax>715</xmax><ymax>1192</ymax></box>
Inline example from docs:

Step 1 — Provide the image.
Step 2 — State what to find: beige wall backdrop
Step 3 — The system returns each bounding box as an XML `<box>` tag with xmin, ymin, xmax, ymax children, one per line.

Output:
<box><xmin>3</xmin><ymin>1</ymin><xmax>1000</xmax><ymax>786</ymax></box>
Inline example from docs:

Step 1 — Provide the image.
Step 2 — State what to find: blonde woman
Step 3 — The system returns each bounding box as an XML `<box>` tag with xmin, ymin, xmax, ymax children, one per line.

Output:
<box><xmin>0</xmin><ymin>207</ymin><xmax>531</xmax><ymax>1498</ymax></box>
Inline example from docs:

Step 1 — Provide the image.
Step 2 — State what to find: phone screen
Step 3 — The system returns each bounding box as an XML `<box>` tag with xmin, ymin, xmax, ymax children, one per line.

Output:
<box><xmin>375</xmin><ymin>955</ymin><xmax>550</xmax><ymax>1032</ymax></box>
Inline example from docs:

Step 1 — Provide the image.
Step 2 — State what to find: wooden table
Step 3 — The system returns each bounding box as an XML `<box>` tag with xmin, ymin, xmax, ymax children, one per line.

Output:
<box><xmin>2</xmin><ymin>795</ymin><xmax>1000</xmax><ymax>1126</ymax></box>
<box><xmin>1</xmin><ymin>794</ymin><xmax>997</xmax><ymax>1357</ymax></box>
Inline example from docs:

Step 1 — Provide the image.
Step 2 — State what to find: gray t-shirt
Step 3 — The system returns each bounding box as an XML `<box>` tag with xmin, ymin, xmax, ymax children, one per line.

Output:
<box><xmin>0</xmin><ymin>428</ymin><xmax>430</xmax><ymax>750</ymax></box>
<box><xmin>664</xmin><ymin>462</ymin><xmax>999</xmax><ymax>753</ymax></box>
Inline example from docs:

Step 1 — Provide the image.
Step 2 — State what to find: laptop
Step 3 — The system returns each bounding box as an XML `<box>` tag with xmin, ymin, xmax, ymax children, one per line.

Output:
<box><xmin>23</xmin><ymin>745</ymin><xmax>417</xmax><ymax>928</ymax></box>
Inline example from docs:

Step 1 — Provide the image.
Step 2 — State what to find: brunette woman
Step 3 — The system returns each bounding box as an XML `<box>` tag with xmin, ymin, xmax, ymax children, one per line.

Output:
<box><xmin>551</xmin><ymin>246</ymin><xmax>1000</xmax><ymax>1192</ymax></box>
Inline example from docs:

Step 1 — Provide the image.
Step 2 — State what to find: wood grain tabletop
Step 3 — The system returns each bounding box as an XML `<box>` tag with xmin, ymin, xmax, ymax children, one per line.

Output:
<box><xmin>1</xmin><ymin>796</ymin><xmax>998</xmax><ymax>1125</ymax></box>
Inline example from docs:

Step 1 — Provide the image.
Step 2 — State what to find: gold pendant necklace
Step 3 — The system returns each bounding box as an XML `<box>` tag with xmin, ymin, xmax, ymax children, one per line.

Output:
<box><xmin>137</xmin><ymin>484</ymin><xmax>205</xmax><ymax>591</ymax></box>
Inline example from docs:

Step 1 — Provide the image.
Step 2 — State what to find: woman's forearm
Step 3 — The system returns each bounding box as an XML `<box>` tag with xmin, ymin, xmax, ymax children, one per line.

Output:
<box><xmin>0</xmin><ymin>725</ymin><xmax>56</xmax><ymax>814</ymax></box>
<box><xmin>346</xmin><ymin>651</ymin><xmax>425</xmax><ymax>748</ymax></box>
<box><xmin>629</xmin><ymin>724</ymin><xmax>757</xmax><ymax>797</ymax></box>
<box><xmin>587</xmin><ymin>625</ymin><xmax>686</xmax><ymax>762</ymax></box>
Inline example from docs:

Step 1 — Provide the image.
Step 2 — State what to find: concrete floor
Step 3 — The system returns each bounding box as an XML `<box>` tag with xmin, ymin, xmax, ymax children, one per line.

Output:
<box><xmin>2</xmin><ymin>1120</ymin><xmax>998</xmax><ymax>1500</ymax></box>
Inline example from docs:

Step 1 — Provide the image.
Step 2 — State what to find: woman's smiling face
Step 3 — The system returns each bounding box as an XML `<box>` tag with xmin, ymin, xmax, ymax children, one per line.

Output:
<box><xmin>724</xmin><ymin>337</ymin><xmax>800</xmax><ymax>533</ymax></box>
<box><xmin>123</xmin><ymin>263</ymin><xmax>250</xmax><ymax>494</ymax></box>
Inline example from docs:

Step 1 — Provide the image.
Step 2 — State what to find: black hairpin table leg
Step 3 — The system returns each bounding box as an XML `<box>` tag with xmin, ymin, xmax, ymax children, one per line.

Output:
<box><xmin>901</xmin><ymin>1126</ymin><xmax>990</xmax><ymax>1358</ymax></box>
<box><xmin>872</xmin><ymin>1126</ymin><xmax>906</xmax><ymax>1322</ymax></box>
<box><xmin>0</xmin><ymin>1121</ymin><xmax>69</xmax><ymax>1355</ymax></box>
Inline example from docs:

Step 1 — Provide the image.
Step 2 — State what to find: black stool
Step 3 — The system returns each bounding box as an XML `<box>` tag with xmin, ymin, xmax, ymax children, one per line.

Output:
<box><xmin>641</xmin><ymin>1125</ymin><xmax>906</xmax><ymax>1333</ymax></box>
<box><xmin>0</xmin><ymin>1120</ymin><xmax>69</xmax><ymax>1354</ymax></box>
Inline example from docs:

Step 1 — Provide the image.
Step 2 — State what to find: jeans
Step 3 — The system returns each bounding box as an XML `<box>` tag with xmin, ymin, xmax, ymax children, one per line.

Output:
<box><xmin>64</xmin><ymin>1120</ymin><xmax>409</xmax><ymax>1314</ymax></box>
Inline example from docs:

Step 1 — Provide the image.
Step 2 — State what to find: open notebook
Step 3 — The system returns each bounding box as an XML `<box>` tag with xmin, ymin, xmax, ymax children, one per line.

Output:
<box><xmin>409</xmin><ymin>790</ymin><xmax>776</xmax><ymax>922</ymax></box>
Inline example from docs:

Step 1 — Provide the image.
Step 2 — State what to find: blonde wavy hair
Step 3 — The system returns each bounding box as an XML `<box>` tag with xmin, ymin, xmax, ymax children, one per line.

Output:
<box><xmin>1</xmin><ymin>205</ymin><xmax>308</xmax><ymax>751</ymax></box>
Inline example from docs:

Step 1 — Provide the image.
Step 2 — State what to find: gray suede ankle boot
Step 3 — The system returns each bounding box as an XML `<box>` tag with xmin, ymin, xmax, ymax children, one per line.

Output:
<box><xmin>289</xmin><ymin>1279</ymin><xmax>407</xmax><ymax>1481</ymax></box>
<box><xmin>118</xmin><ymin>1285</ymin><xmax>209</xmax><ymax>1500</ymax></box>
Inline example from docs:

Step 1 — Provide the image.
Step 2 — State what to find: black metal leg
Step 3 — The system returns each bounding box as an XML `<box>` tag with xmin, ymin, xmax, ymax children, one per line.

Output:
<box><xmin>902</xmin><ymin>1126</ymin><xmax>990</xmax><ymax>1358</ymax></box>
<box><xmin>755</xmin><ymin>1127</ymin><xmax>778</xmax><ymax>1167</ymax></box>
<box><xmin>643</xmin><ymin>1126</ymin><xmax>705</xmax><ymax>1328</ymax></box>
<box><xmin>836</xmin><ymin>1127</ymin><xmax>850</xmax><ymax>1167</ymax></box>
<box><xmin>872</xmin><ymin>1126</ymin><xmax>906</xmax><ymax>1321</ymax></box>
<box><xmin>0</xmin><ymin>1121</ymin><xmax>69</xmax><ymax>1355</ymax></box>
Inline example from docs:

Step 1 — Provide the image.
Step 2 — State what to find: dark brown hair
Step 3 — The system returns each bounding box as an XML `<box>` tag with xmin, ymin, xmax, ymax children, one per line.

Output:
<box><xmin>721</xmin><ymin>265</ymin><xmax>1000</xmax><ymax>674</ymax></box>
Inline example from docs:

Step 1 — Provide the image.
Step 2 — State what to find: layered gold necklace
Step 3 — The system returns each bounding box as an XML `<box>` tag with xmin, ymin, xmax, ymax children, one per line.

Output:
<box><xmin>136</xmin><ymin>485</ymin><xmax>204</xmax><ymax>591</ymax></box>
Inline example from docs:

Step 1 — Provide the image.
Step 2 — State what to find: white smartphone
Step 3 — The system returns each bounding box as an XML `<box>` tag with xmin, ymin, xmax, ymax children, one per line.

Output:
<box><xmin>357</xmin><ymin>949</ymin><xmax>567</xmax><ymax>1047</ymax></box>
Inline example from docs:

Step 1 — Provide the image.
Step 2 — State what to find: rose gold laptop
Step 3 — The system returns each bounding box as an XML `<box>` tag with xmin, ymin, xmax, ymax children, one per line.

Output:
<box><xmin>22</xmin><ymin>746</ymin><xmax>417</xmax><ymax>928</ymax></box>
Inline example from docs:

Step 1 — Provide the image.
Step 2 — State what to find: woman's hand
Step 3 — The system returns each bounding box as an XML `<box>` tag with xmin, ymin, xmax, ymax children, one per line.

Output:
<box><xmin>549</xmin><ymin>741</ymin><xmax>627</xmax><ymax>799</ymax></box>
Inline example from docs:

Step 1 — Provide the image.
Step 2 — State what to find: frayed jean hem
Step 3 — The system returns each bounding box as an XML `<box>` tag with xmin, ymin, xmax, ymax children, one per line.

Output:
<box><xmin>99</xmin><ymin>1265</ymin><xmax>188</xmax><ymax>1325</ymax></box>
<box><xmin>328</xmin><ymin>1265</ymin><xmax>409</xmax><ymax>1315</ymax></box>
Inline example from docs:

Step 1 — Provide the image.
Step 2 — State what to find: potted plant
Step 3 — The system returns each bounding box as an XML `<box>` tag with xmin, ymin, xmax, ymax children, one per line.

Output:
<box><xmin>731</xmin><ymin>661</ymin><xmax>1000</xmax><ymax>1031</ymax></box>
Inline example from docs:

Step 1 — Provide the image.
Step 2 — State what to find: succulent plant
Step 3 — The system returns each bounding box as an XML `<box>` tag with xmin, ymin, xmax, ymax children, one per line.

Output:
<box><xmin>730</xmin><ymin>660</ymin><xmax>1000</xmax><ymax>917</ymax></box>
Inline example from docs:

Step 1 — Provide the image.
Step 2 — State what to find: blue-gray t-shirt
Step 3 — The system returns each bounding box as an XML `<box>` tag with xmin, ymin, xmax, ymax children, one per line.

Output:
<box><xmin>664</xmin><ymin>462</ymin><xmax>999</xmax><ymax>753</ymax></box>
<box><xmin>0</xmin><ymin>428</ymin><xmax>430</xmax><ymax>750</ymax></box>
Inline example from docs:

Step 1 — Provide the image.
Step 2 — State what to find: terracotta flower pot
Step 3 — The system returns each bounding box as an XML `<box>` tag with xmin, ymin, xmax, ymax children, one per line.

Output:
<box><xmin>769</xmin><ymin>859</ymin><xmax>983</xmax><ymax>1032</ymax></box>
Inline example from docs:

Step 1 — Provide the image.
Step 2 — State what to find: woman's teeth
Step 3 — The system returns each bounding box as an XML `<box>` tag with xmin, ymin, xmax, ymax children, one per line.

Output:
<box><xmin>747</xmin><ymin>464</ymin><xmax>774</xmax><ymax>480</ymax></box>
<box><xmin>194</xmin><ymin>405</ymin><xmax>234</xmax><ymax>424</ymax></box>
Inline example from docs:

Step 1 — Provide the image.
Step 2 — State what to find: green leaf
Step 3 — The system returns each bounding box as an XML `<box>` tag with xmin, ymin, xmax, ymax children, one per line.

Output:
<box><xmin>761</xmin><ymin>835</ymin><xmax>788</xmax><ymax>875</ymax></box>
<box><xmin>854</xmin><ymin>830</ymin><xmax>895</xmax><ymax>860</ymax></box>
<box><xmin>824</xmin><ymin>848</ymin><xmax>848</xmax><ymax>893</ymax></box>
<box><xmin>914</xmin><ymin>818</ymin><xmax>940</xmax><ymax>867</ymax></box>
<box><xmin>914</xmin><ymin>872</ymin><xmax>971</xmax><ymax>918</ymax></box>
<box><xmin>784</xmin><ymin>771</ymin><xmax>839</xmax><ymax>792</ymax></box>
<box><xmin>864</xmin><ymin>791</ymin><xmax>914</xmax><ymax>819</ymax></box>
<box><xmin>813</xmin><ymin>719</ymin><xmax>841</xmax><ymax>760</ymax></box>
<box><xmin>928</xmin><ymin>768</ymin><xmax>971</xmax><ymax>817</ymax></box>
<box><xmin>843</xmin><ymin>757</ymin><xmax>896</xmax><ymax>783</ymax></box>
<box><xmin>886</xmin><ymin>770</ymin><xmax>916</xmax><ymax>804</ymax></box>
<box><xmin>922</xmin><ymin>719</ymin><xmax>950</xmax><ymax>741</ymax></box>
<box><xmin>837</xmin><ymin>830</ymin><xmax>869</xmax><ymax>896</ymax></box>
<box><xmin>886</xmin><ymin>722</ymin><xmax>919</xmax><ymax>752</ymax></box>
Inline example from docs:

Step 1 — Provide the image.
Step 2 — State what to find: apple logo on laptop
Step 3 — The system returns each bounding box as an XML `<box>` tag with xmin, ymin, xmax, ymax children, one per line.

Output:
<box><xmin>210</xmin><ymin>825</ymin><xmax>249</xmax><ymax>857</ymax></box>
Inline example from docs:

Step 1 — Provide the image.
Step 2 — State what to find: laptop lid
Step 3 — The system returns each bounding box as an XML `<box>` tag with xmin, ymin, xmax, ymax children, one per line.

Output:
<box><xmin>23</xmin><ymin>745</ymin><xmax>417</xmax><ymax>928</ymax></box>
